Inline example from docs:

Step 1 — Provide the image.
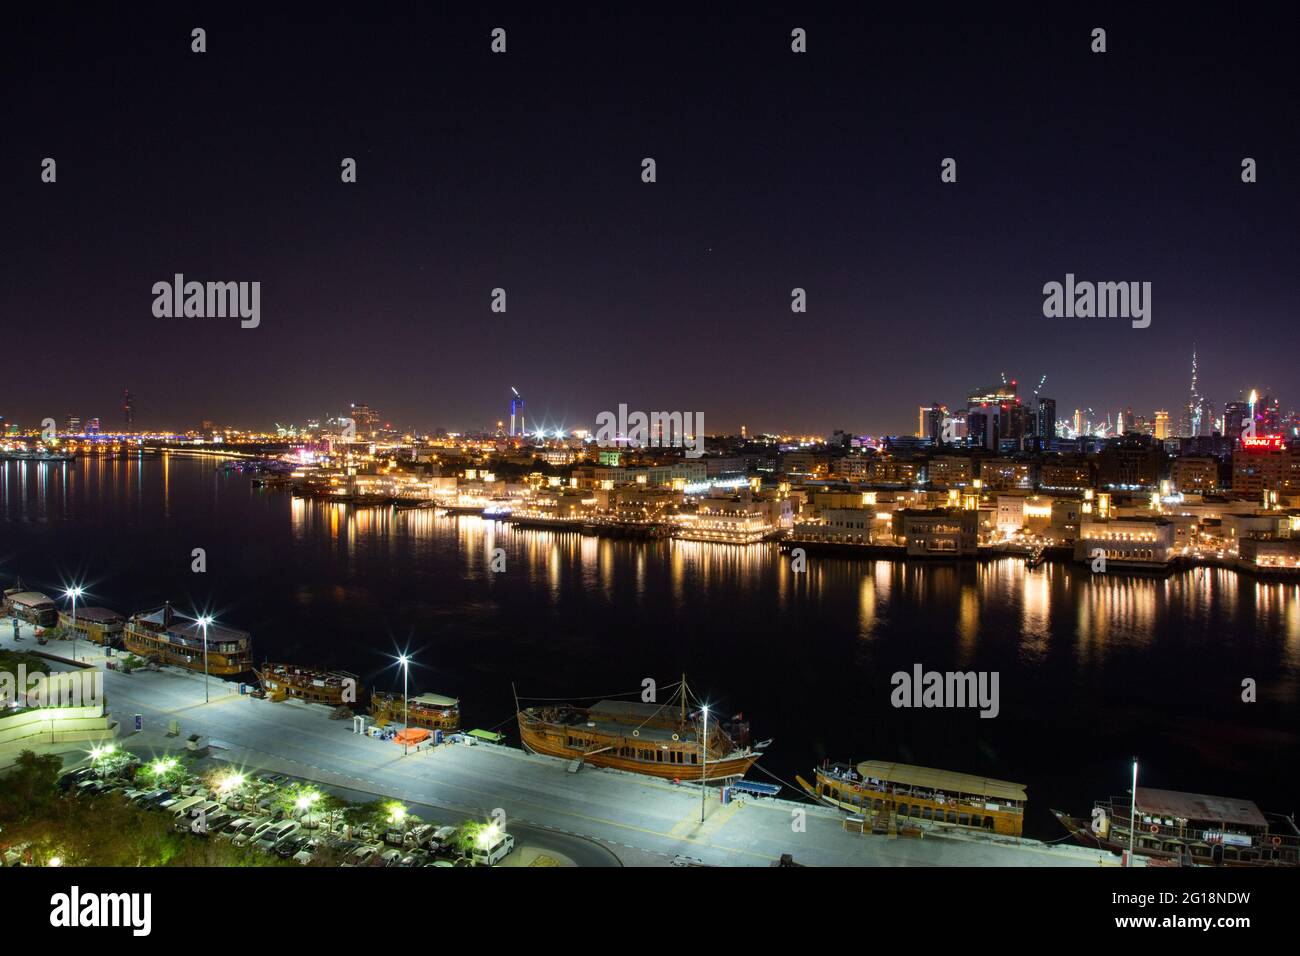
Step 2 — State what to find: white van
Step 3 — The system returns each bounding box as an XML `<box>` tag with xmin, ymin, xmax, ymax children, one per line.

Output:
<box><xmin>255</xmin><ymin>820</ymin><xmax>301</xmax><ymax>852</ymax></box>
<box><xmin>175</xmin><ymin>801</ymin><xmax>220</xmax><ymax>832</ymax></box>
<box><xmin>167</xmin><ymin>795</ymin><xmax>206</xmax><ymax>822</ymax></box>
<box><xmin>471</xmin><ymin>832</ymin><xmax>516</xmax><ymax>866</ymax></box>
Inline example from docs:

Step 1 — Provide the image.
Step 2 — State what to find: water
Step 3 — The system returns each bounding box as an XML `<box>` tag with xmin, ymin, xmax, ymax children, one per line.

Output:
<box><xmin>4</xmin><ymin>455</ymin><xmax>1298</xmax><ymax>838</ymax></box>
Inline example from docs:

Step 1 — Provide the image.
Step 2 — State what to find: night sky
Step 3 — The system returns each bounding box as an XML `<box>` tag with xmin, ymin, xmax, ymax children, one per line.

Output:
<box><xmin>3</xmin><ymin>5</ymin><xmax>1296</xmax><ymax>434</ymax></box>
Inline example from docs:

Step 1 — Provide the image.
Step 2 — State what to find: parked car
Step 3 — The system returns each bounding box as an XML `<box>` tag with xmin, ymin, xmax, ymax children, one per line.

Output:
<box><xmin>233</xmin><ymin>818</ymin><xmax>274</xmax><ymax>847</ymax></box>
<box><xmin>428</xmin><ymin>825</ymin><xmax>458</xmax><ymax>850</ymax></box>
<box><xmin>255</xmin><ymin>820</ymin><xmax>302</xmax><ymax>853</ymax></box>
<box><xmin>292</xmin><ymin>837</ymin><xmax>328</xmax><ymax>865</ymax></box>
<box><xmin>57</xmin><ymin>768</ymin><xmax>96</xmax><ymax>791</ymax></box>
<box><xmin>342</xmin><ymin>844</ymin><xmax>380</xmax><ymax>867</ymax></box>
<box><xmin>377</xmin><ymin>848</ymin><xmax>403</xmax><ymax>867</ymax></box>
<box><xmin>396</xmin><ymin>850</ymin><xmax>428</xmax><ymax>867</ymax></box>
<box><xmin>275</xmin><ymin>834</ymin><xmax>311</xmax><ymax>859</ymax></box>
<box><xmin>470</xmin><ymin>832</ymin><xmax>516</xmax><ymax>867</ymax></box>
<box><xmin>216</xmin><ymin>817</ymin><xmax>256</xmax><ymax>842</ymax></box>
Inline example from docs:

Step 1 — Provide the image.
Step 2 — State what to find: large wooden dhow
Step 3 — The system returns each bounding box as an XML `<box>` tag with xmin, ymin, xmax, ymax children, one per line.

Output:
<box><xmin>516</xmin><ymin>678</ymin><xmax>766</xmax><ymax>782</ymax></box>
<box><xmin>798</xmin><ymin>760</ymin><xmax>1028</xmax><ymax>838</ymax></box>
<box><xmin>1054</xmin><ymin>787</ymin><xmax>1300</xmax><ymax>867</ymax></box>
<box><xmin>123</xmin><ymin>603</ymin><xmax>253</xmax><ymax>676</ymax></box>
<box><xmin>255</xmin><ymin>663</ymin><xmax>360</xmax><ymax>707</ymax></box>
<box><xmin>370</xmin><ymin>691</ymin><xmax>461</xmax><ymax>732</ymax></box>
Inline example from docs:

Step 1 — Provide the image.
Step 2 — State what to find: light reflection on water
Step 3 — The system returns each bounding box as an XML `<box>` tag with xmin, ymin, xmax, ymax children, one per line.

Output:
<box><xmin>4</xmin><ymin>457</ymin><xmax>1299</xmax><ymax>834</ymax></box>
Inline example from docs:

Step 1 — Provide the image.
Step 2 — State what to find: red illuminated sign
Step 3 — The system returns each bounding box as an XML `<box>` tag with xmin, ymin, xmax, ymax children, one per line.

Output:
<box><xmin>1241</xmin><ymin>435</ymin><xmax>1286</xmax><ymax>451</ymax></box>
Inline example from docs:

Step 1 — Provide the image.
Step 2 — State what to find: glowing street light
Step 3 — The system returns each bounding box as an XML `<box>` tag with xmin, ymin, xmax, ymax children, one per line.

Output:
<box><xmin>396</xmin><ymin>654</ymin><xmax>411</xmax><ymax>756</ymax></box>
<box><xmin>64</xmin><ymin>586</ymin><xmax>84</xmax><ymax>662</ymax></box>
<box><xmin>477</xmin><ymin>821</ymin><xmax>500</xmax><ymax>848</ymax></box>
<box><xmin>1129</xmin><ymin>757</ymin><xmax>1139</xmax><ymax>867</ymax></box>
<box><xmin>700</xmin><ymin>704</ymin><xmax>709</xmax><ymax>824</ymax></box>
<box><xmin>194</xmin><ymin>614</ymin><xmax>214</xmax><ymax>703</ymax></box>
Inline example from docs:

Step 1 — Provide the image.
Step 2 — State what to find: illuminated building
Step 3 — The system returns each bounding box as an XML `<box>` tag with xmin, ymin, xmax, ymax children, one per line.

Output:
<box><xmin>1170</xmin><ymin>456</ymin><xmax>1219</xmax><ymax>494</ymax></box>
<box><xmin>1154</xmin><ymin>411</ymin><xmax>1175</xmax><ymax>442</ymax></box>
<box><xmin>1232</xmin><ymin>436</ymin><xmax>1297</xmax><ymax>498</ymax></box>
<box><xmin>1036</xmin><ymin>396</ymin><xmax>1056</xmax><ymax>443</ymax></box>
<box><xmin>1077</xmin><ymin>517</ymin><xmax>1176</xmax><ymax>568</ymax></box>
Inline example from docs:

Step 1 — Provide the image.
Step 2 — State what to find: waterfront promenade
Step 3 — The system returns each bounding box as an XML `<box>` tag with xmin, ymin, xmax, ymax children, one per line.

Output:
<box><xmin>1</xmin><ymin>621</ymin><xmax>1115</xmax><ymax>867</ymax></box>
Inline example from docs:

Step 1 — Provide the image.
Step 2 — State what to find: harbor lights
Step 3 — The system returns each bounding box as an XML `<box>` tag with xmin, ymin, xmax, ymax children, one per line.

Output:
<box><xmin>396</xmin><ymin>654</ymin><xmax>411</xmax><ymax>756</ymax></box>
<box><xmin>700</xmin><ymin>705</ymin><xmax>709</xmax><ymax>823</ymax></box>
<box><xmin>63</xmin><ymin>585</ymin><xmax>84</xmax><ymax>662</ymax></box>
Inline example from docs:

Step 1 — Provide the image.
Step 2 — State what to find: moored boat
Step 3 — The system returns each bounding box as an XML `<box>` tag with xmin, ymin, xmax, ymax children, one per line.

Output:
<box><xmin>255</xmin><ymin>662</ymin><xmax>360</xmax><ymax>706</ymax></box>
<box><xmin>797</xmin><ymin>760</ymin><xmax>1027</xmax><ymax>837</ymax></box>
<box><xmin>1054</xmin><ymin>787</ymin><xmax>1300</xmax><ymax>867</ymax></box>
<box><xmin>122</xmin><ymin>603</ymin><xmax>253</xmax><ymax>676</ymax></box>
<box><xmin>516</xmin><ymin>677</ymin><xmax>765</xmax><ymax>782</ymax></box>
<box><xmin>370</xmin><ymin>691</ymin><xmax>461</xmax><ymax>731</ymax></box>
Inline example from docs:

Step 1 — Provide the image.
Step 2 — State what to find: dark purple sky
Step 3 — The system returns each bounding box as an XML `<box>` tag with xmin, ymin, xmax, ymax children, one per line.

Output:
<box><xmin>3</xmin><ymin>5</ymin><xmax>1296</xmax><ymax>434</ymax></box>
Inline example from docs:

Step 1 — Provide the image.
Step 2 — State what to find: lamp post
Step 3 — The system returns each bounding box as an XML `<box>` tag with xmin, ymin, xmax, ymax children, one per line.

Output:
<box><xmin>700</xmin><ymin>705</ymin><xmax>709</xmax><ymax>824</ymax></box>
<box><xmin>398</xmin><ymin>654</ymin><xmax>410</xmax><ymax>756</ymax></box>
<box><xmin>1129</xmin><ymin>756</ymin><xmax>1138</xmax><ymax>866</ymax></box>
<box><xmin>64</xmin><ymin>586</ymin><xmax>83</xmax><ymax>662</ymax></box>
<box><xmin>197</xmin><ymin>615</ymin><xmax>213</xmax><ymax>704</ymax></box>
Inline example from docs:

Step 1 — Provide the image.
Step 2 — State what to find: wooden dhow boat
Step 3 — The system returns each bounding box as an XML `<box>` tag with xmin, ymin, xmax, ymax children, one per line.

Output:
<box><xmin>1053</xmin><ymin>787</ymin><xmax>1300</xmax><ymax>867</ymax></box>
<box><xmin>255</xmin><ymin>662</ymin><xmax>360</xmax><ymax>707</ymax></box>
<box><xmin>370</xmin><ymin>690</ymin><xmax>461</xmax><ymax>732</ymax></box>
<box><xmin>515</xmin><ymin>677</ymin><xmax>766</xmax><ymax>782</ymax></box>
<box><xmin>798</xmin><ymin>759</ymin><xmax>1028</xmax><ymax>837</ymax></box>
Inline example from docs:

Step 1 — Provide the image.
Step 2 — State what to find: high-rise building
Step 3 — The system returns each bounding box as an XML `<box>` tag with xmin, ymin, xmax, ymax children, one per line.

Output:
<box><xmin>1036</xmin><ymin>397</ymin><xmax>1056</xmax><ymax>443</ymax></box>
<box><xmin>1223</xmin><ymin>400</ymin><xmax>1251</xmax><ymax>445</ymax></box>
<box><xmin>64</xmin><ymin>415</ymin><xmax>81</xmax><ymax>433</ymax></box>
<box><xmin>1153</xmin><ymin>409</ymin><xmax>1170</xmax><ymax>440</ymax></box>
<box><xmin>918</xmin><ymin>404</ymin><xmax>947</xmax><ymax>444</ymax></box>
<box><xmin>122</xmin><ymin>387</ymin><xmax>134</xmax><ymax>429</ymax></box>
<box><xmin>349</xmin><ymin>403</ymin><xmax>377</xmax><ymax>437</ymax></box>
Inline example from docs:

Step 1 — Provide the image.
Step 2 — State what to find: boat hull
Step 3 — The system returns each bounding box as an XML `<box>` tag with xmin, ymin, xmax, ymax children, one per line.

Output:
<box><xmin>518</xmin><ymin>717</ymin><xmax>759</xmax><ymax>782</ymax></box>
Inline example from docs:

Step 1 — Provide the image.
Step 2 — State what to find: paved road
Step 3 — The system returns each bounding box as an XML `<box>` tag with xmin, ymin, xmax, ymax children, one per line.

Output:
<box><xmin>2</xmin><ymin>622</ymin><xmax>1115</xmax><ymax>867</ymax></box>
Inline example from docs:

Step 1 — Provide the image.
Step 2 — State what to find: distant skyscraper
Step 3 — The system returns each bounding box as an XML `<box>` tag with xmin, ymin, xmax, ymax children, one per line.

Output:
<box><xmin>122</xmin><ymin>388</ymin><xmax>134</xmax><ymax>429</ymax></box>
<box><xmin>1154</xmin><ymin>409</ymin><xmax>1170</xmax><ymax>440</ymax></box>
<box><xmin>918</xmin><ymin>404</ymin><xmax>947</xmax><ymax>443</ymax></box>
<box><xmin>349</xmin><ymin>403</ymin><xmax>377</xmax><ymax>437</ymax></box>
<box><xmin>1182</xmin><ymin>348</ymin><xmax>1206</xmax><ymax>437</ymax></box>
<box><xmin>509</xmin><ymin>387</ymin><xmax>526</xmax><ymax>438</ymax></box>
<box><xmin>1036</xmin><ymin>397</ymin><xmax>1056</xmax><ymax>442</ymax></box>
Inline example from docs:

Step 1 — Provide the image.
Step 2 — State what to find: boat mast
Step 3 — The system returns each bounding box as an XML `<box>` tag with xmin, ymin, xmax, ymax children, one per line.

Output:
<box><xmin>680</xmin><ymin>673</ymin><xmax>686</xmax><ymax>727</ymax></box>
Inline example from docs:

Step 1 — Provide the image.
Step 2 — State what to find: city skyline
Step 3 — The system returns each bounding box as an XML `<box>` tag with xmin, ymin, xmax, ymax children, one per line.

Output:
<box><xmin>4</xmin><ymin>10</ymin><xmax>1296</xmax><ymax>434</ymax></box>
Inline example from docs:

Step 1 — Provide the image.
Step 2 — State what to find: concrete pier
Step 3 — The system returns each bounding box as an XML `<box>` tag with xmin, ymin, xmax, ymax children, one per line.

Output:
<box><xmin>1</xmin><ymin>619</ymin><xmax>1116</xmax><ymax>867</ymax></box>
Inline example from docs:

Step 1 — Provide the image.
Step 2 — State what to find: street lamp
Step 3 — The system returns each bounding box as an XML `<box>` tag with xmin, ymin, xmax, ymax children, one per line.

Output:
<box><xmin>1129</xmin><ymin>756</ymin><xmax>1138</xmax><ymax>867</ymax></box>
<box><xmin>64</xmin><ymin>586</ymin><xmax>84</xmax><ymax>661</ymax></box>
<box><xmin>196</xmin><ymin>615</ymin><xmax>213</xmax><ymax>703</ymax></box>
<box><xmin>700</xmin><ymin>705</ymin><xmax>709</xmax><ymax>824</ymax></box>
<box><xmin>397</xmin><ymin>654</ymin><xmax>410</xmax><ymax>756</ymax></box>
